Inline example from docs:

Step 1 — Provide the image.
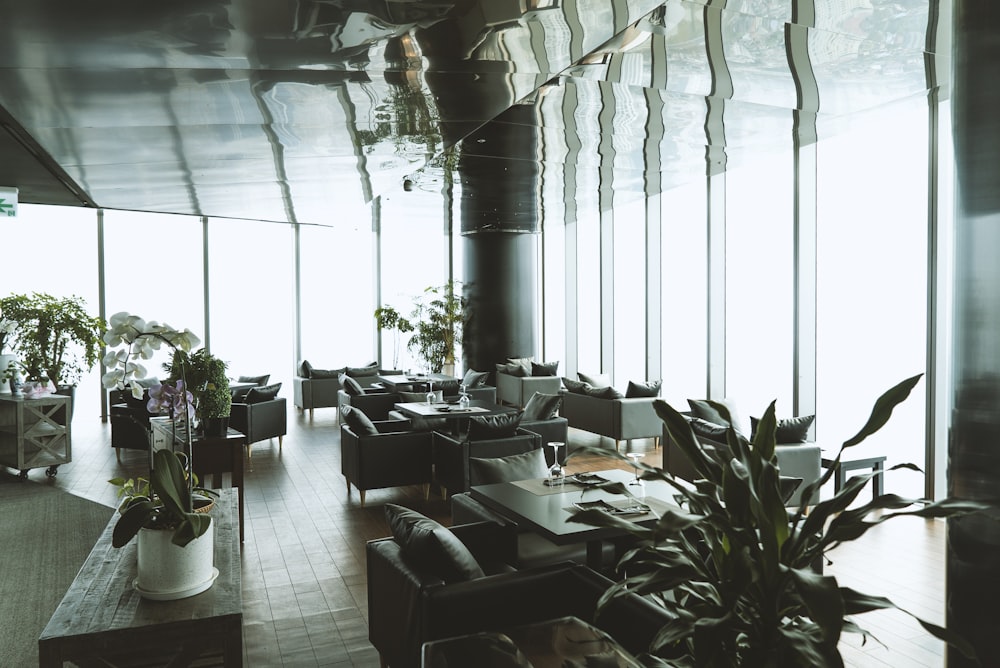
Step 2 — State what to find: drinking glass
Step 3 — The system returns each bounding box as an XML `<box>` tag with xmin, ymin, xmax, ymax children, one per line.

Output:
<box><xmin>626</xmin><ymin>451</ymin><xmax>644</xmax><ymax>486</ymax></box>
<box><xmin>547</xmin><ymin>441</ymin><xmax>565</xmax><ymax>482</ymax></box>
<box><xmin>425</xmin><ymin>379</ymin><xmax>436</xmax><ymax>404</ymax></box>
<box><xmin>458</xmin><ymin>384</ymin><xmax>470</xmax><ymax>409</ymax></box>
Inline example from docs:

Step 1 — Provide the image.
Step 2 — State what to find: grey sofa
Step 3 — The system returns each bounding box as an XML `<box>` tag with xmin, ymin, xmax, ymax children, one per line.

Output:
<box><xmin>293</xmin><ymin>364</ymin><xmax>401</xmax><ymax>415</ymax></box>
<box><xmin>559</xmin><ymin>390</ymin><xmax>661</xmax><ymax>452</ymax></box>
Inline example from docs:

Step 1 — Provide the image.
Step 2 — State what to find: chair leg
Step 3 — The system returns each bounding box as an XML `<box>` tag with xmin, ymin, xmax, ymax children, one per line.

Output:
<box><xmin>278</xmin><ymin>435</ymin><xmax>283</xmax><ymax>452</ymax></box>
<box><xmin>360</xmin><ymin>490</ymin><xmax>366</xmax><ymax>507</ymax></box>
<box><xmin>615</xmin><ymin>439</ymin><xmax>621</xmax><ymax>453</ymax></box>
<box><xmin>115</xmin><ymin>448</ymin><xmax>121</xmax><ymax>464</ymax></box>
<box><xmin>423</xmin><ymin>483</ymin><xmax>430</xmax><ymax>500</ymax></box>
<box><xmin>441</xmin><ymin>486</ymin><xmax>447</xmax><ymax>500</ymax></box>
<box><xmin>245</xmin><ymin>443</ymin><xmax>252</xmax><ymax>459</ymax></box>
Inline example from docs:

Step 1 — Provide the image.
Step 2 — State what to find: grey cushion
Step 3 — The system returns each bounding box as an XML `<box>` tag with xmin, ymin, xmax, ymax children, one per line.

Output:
<box><xmin>583</xmin><ymin>385</ymin><xmax>624</xmax><ymax>400</ymax></box>
<box><xmin>462</xmin><ymin>369</ymin><xmax>489</xmax><ymax>388</ymax></box>
<box><xmin>346</xmin><ymin>364</ymin><xmax>379</xmax><ymax>378</ymax></box>
<box><xmin>626</xmin><ymin>380</ymin><xmax>661</xmax><ymax>398</ymax></box>
<box><xmin>298</xmin><ymin>360</ymin><xmax>313</xmax><ymax>378</ymax></box>
<box><xmin>309</xmin><ymin>367</ymin><xmax>345</xmax><ymax>379</ymax></box>
<box><xmin>385</xmin><ymin>504</ymin><xmax>485</xmax><ymax>583</ymax></box>
<box><xmin>578</xmin><ymin>371</ymin><xmax>611</xmax><ymax>387</ymax></box>
<box><xmin>341</xmin><ymin>405</ymin><xmax>378</xmax><ymax>436</ymax></box>
<box><xmin>689</xmin><ymin>397</ymin><xmax>746</xmax><ymax>436</ymax></box>
<box><xmin>469</xmin><ymin>448</ymin><xmax>548</xmax><ymax>485</ymax></box>
<box><xmin>238</xmin><ymin>374</ymin><xmax>270</xmax><ymax>386</ymax></box>
<box><xmin>245</xmin><ymin>382</ymin><xmax>281</xmax><ymax>404</ymax></box>
<box><xmin>561</xmin><ymin>377</ymin><xmax>590</xmax><ymax>394</ymax></box>
<box><xmin>751</xmin><ymin>414</ymin><xmax>815</xmax><ymax>443</ymax></box>
<box><xmin>530</xmin><ymin>361</ymin><xmax>559</xmax><ymax>377</ymax></box>
<box><xmin>496</xmin><ymin>362</ymin><xmax>527</xmax><ymax>377</ymax></box>
<box><xmin>340</xmin><ymin>375</ymin><xmax>365</xmax><ymax>396</ymax></box>
<box><xmin>686</xmin><ymin>416</ymin><xmax>729</xmax><ymax>444</ymax></box>
<box><xmin>522</xmin><ymin>393</ymin><xmax>562</xmax><ymax>421</ymax></box>
<box><xmin>506</xmin><ymin>357</ymin><xmax>534</xmax><ymax>374</ymax></box>
<box><xmin>468</xmin><ymin>412</ymin><xmax>523</xmax><ymax>440</ymax></box>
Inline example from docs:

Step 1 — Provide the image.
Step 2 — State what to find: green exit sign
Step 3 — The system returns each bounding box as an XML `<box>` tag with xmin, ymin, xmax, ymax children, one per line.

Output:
<box><xmin>0</xmin><ymin>187</ymin><xmax>17</xmax><ymax>218</ymax></box>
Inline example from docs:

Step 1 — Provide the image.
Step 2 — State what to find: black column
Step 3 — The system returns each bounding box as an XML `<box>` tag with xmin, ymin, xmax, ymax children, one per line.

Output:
<box><xmin>458</xmin><ymin>105</ymin><xmax>540</xmax><ymax>373</ymax></box>
<box><xmin>948</xmin><ymin>3</ymin><xmax>1000</xmax><ymax>666</ymax></box>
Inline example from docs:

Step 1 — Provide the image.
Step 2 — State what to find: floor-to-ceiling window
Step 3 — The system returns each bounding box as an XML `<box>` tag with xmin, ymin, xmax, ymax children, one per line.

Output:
<box><xmin>816</xmin><ymin>98</ymin><xmax>928</xmax><ymax>500</ymax></box>
<box><xmin>206</xmin><ymin>218</ymin><xmax>295</xmax><ymax>388</ymax></box>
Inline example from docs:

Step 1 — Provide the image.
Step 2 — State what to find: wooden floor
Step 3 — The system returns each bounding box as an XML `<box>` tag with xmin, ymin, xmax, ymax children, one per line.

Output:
<box><xmin>12</xmin><ymin>405</ymin><xmax>946</xmax><ymax>667</ymax></box>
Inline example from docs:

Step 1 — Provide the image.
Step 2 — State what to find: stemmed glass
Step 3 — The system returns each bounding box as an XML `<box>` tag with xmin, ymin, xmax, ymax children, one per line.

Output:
<box><xmin>626</xmin><ymin>451</ymin><xmax>644</xmax><ymax>486</ymax></box>
<box><xmin>547</xmin><ymin>441</ymin><xmax>565</xmax><ymax>483</ymax></box>
<box><xmin>458</xmin><ymin>383</ymin><xmax>470</xmax><ymax>409</ymax></box>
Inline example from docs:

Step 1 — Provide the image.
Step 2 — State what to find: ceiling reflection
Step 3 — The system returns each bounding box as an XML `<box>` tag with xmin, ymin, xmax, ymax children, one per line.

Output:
<box><xmin>0</xmin><ymin>0</ymin><xmax>944</xmax><ymax>225</ymax></box>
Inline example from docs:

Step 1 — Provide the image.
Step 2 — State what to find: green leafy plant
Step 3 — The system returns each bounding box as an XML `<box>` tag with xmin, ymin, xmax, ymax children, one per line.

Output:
<box><xmin>568</xmin><ymin>374</ymin><xmax>988</xmax><ymax>666</ymax></box>
<box><xmin>110</xmin><ymin>449</ymin><xmax>218</xmax><ymax>548</ymax></box>
<box><xmin>0</xmin><ymin>292</ymin><xmax>105</xmax><ymax>385</ymax></box>
<box><xmin>164</xmin><ymin>348</ymin><xmax>231</xmax><ymax>420</ymax></box>
<box><xmin>374</xmin><ymin>305</ymin><xmax>414</xmax><ymax>369</ymax></box>
<box><xmin>407</xmin><ymin>280</ymin><xmax>464</xmax><ymax>373</ymax></box>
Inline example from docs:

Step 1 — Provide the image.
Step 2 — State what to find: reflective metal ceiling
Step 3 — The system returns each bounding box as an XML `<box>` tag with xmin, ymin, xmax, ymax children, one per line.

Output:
<box><xmin>0</xmin><ymin>0</ymin><xmax>944</xmax><ymax>225</ymax></box>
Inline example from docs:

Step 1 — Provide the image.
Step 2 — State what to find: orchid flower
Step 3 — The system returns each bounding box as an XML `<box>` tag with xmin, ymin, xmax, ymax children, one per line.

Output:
<box><xmin>101</xmin><ymin>311</ymin><xmax>202</xmax><ymax>390</ymax></box>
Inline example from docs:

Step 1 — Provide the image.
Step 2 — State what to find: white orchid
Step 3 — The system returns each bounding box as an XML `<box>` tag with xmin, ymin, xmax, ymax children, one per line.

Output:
<box><xmin>101</xmin><ymin>312</ymin><xmax>202</xmax><ymax>390</ymax></box>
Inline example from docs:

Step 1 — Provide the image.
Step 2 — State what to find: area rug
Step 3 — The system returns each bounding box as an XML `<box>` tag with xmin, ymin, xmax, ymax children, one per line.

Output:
<box><xmin>0</xmin><ymin>475</ymin><xmax>113</xmax><ymax>667</ymax></box>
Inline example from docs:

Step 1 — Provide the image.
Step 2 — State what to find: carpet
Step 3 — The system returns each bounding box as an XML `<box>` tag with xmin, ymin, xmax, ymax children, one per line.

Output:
<box><xmin>0</xmin><ymin>475</ymin><xmax>113</xmax><ymax>667</ymax></box>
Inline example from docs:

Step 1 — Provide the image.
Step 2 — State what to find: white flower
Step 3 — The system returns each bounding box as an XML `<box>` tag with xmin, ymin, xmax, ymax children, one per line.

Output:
<box><xmin>102</xmin><ymin>312</ymin><xmax>202</xmax><ymax>390</ymax></box>
<box><xmin>0</xmin><ymin>318</ymin><xmax>15</xmax><ymax>335</ymax></box>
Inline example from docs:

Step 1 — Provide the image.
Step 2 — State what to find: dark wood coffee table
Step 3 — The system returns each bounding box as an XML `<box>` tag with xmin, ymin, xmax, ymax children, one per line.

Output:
<box><xmin>470</xmin><ymin>468</ymin><xmax>678</xmax><ymax>570</ymax></box>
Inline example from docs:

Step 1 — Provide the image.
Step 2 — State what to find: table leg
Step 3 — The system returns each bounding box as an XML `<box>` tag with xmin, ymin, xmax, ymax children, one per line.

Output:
<box><xmin>586</xmin><ymin>541</ymin><xmax>604</xmax><ymax>571</ymax></box>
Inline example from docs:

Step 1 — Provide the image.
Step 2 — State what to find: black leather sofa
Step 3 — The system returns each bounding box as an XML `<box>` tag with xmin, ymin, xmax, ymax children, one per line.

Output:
<box><xmin>108</xmin><ymin>383</ymin><xmax>161</xmax><ymax>461</ymax></box>
<box><xmin>229</xmin><ymin>396</ymin><xmax>287</xmax><ymax>457</ymax></box>
<box><xmin>367</xmin><ymin>520</ymin><xmax>675</xmax><ymax>668</ymax></box>
<box><xmin>340</xmin><ymin>419</ymin><xmax>433</xmax><ymax>506</ymax></box>
<box><xmin>432</xmin><ymin>428</ymin><xmax>541</xmax><ymax>496</ymax></box>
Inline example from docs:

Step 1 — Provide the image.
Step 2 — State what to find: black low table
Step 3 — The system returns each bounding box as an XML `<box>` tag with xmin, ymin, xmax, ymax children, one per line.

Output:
<box><xmin>821</xmin><ymin>454</ymin><xmax>887</xmax><ymax>500</ymax></box>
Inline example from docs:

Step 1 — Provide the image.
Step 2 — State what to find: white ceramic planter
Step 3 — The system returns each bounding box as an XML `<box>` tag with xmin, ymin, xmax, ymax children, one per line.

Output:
<box><xmin>134</xmin><ymin>521</ymin><xmax>216</xmax><ymax>600</ymax></box>
<box><xmin>0</xmin><ymin>354</ymin><xmax>14</xmax><ymax>394</ymax></box>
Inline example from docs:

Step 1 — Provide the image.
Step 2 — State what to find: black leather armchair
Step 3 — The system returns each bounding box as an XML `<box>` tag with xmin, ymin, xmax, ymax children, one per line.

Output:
<box><xmin>432</xmin><ymin>428</ymin><xmax>541</xmax><ymax>497</ymax></box>
<box><xmin>340</xmin><ymin>420</ymin><xmax>433</xmax><ymax>507</ymax></box>
<box><xmin>520</xmin><ymin>416</ymin><xmax>569</xmax><ymax>465</ymax></box>
<box><xmin>336</xmin><ymin>388</ymin><xmax>400</xmax><ymax>422</ymax></box>
<box><xmin>229</xmin><ymin>396</ymin><xmax>287</xmax><ymax>458</ymax></box>
<box><xmin>367</xmin><ymin>523</ymin><xmax>673</xmax><ymax>668</ymax></box>
<box><xmin>109</xmin><ymin>386</ymin><xmax>159</xmax><ymax>462</ymax></box>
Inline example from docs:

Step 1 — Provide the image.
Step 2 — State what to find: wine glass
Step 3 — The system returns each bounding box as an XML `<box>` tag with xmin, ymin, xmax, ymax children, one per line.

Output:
<box><xmin>626</xmin><ymin>451</ymin><xmax>644</xmax><ymax>486</ymax></box>
<box><xmin>458</xmin><ymin>383</ymin><xmax>470</xmax><ymax>409</ymax></box>
<box><xmin>547</xmin><ymin>441</ymin><xmax>565</xmax><ymax>482</ymax></box>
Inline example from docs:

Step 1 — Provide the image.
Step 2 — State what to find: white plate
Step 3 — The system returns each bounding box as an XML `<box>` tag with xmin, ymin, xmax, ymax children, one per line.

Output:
<box><xmin>134</xmin><ymin>567</ymin><xmax>219</xmax><ymax>601</ymax></box>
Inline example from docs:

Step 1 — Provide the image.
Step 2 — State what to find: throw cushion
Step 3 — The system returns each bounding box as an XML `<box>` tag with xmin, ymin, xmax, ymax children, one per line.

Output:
<box><xmin>245</xmin><ymin>383</ymin><xmax>281</xmax><ymax>404</ymax></box>
<box><xmin>340</xmin><ymin>374</ymin><xmax>365</xmax><ymax>396</ymax></box>
<box><xmin>626</xmin><ymin>380</ymin><xmax>662</xmax><ymax>398</ymax></box>
<box><xmin>750</xmin><ymin>414</ymin><xmax>815</xmax><ymax>443</ymax></box>
<box><xmin>346</xmin><ymin>365</ymin><xmax>379</xmax><ymax>378</ymax></box>
<box><xmin>462</xmin><ymin>369</ymin><xmax>489</xmax><ymax>388</ymax></box>
<box><xmin>495</xmin><ymin>362</ymin><xmax>527</xmax><ymax>377</ymax></box>
<box><xmin>583</xmin><ymin>385</ymin><xmax>624</xmax><ymax>400</ymax></box>
<box><xmin>400</xmin><ymin>390</ymin><xmax>443</xmax><ymax>403</ymax></box>
<box><xmin>468</xmin><ymin>412</ymin><xmax>523</xmax><ymax>440</ymax></box>
<box><xmin>237</xmin><ymin>374</ymin><xmax>270</xmax><ymax>386</ymax></box>
<box><xmin>341</xmin><ymin>405</ymin><xmax>379</xmax><ymax>436</ymax></box>
<box><xmin>309</xmin><ymin>367</ymin><xmax>345</xmax><ymax>379</ymax></box>
<box><xmin>522</xmin><ymin>392</ymin><xmax>562</xmax><ymax>421</ymax></box>
<box><xmin>578</xmin><ymin>371</ymin><xmax>612</xmax><ymax>388</ymax></box>
<box><xmin>385</xmin><ymin>504</ymin><xmax>485</xmax><ymax>583</ymax></box>
<box><xmin>686</xmin><ymin>416</ymin><xmax>730</xmax><ymax>445</ymax></box>
<box><xmin>687</xmin><ymin>398</ymin><xmax>746</xmax><ymax>435</ymax></box>
<box><xmin>298</xmin><ymin>360</ymin><xmax>313</xmax><ymax>378</ymax></box>
<box><xmin>561</xmin><ymin>377</ymin><xmax>590</xmax><ymax>394</ymax></box>
<box><xmin>469</xmin><ymin>448</ymin><xmax>548</xmax><ymax>485</ymax></box>
<box><xmin>530</xmin><ymin>361</ymin><xmax>559</xmax><ymax>377</ymax></box>
<box><xmin>506</xmin><ymin>357</ymin><xmax>534</xmax><ymax>375</ymax></box>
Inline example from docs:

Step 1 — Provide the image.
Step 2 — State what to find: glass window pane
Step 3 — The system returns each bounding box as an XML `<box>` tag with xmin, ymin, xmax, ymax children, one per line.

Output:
<box><xmin>207</xmin><ymin>219</ymin><xmax>294</xmax><ymax>389</ymax></box>
<box><xmin>816</xmin><ymin>99</ymin><xmax>928</xmax><ymax>499</ymax></box>
<box><xmin>613</xmin><ymin>199</ymin><xmax>647</xmax><ymax>386</ymax></box>
<box><xmin>725</xmin><ymin>146</ymin><xmax>794</xmax><ymax>420</ymax></box>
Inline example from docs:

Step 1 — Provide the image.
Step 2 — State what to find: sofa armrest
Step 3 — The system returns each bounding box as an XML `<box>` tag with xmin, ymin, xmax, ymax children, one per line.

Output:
<box><xmin>616</xmin><ymin>397</ymin><xmax>662</xmax><ymax>441</ymax></box>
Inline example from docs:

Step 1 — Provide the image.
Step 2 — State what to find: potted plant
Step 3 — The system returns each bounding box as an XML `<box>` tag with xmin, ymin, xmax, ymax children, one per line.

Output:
<box><xmin>0</xmin><ymin>293</ymin><xmax>104</xmax><ymax>404</ymax></box>
<box><xmin>164</xmin><ymin>348</ymin><xmax>231</xmax><ymax>437</ymax></box>
<box><xmin>568</xmin><ymin>374</ymin><xmax>988</xmax><ymax>666</ymax></box>
<box><xmin>374</xmin><ymin>305</ymin><xmax>414</xmax><ymax>370</ymax></box>
<box><xmin>109</xmin><ymin>448</ymin><xmax>219</xmax><ymax>599</ymax></box>
<box><xmin>408</xmin><ymin>280</ymin><xmax>464</xmax><ymax>375</ymax></box>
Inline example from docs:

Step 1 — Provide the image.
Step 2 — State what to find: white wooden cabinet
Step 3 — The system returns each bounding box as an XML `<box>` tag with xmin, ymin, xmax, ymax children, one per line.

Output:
<box><xmin>0</xmin><ymin>394</ymin><xmax>72</xmax><ymax>479</ymax></box>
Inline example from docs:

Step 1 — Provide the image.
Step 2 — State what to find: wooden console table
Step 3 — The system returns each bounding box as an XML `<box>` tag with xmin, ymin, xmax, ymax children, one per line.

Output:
<box><xmin>0</xmin><ymin>394</ymin><xmax>72</xmax><ymax>479</ymax></box>
<box><xmin>38</xmin><ymin>489</ymin><xmax>243</xmax><ymax>667</ymax></box>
